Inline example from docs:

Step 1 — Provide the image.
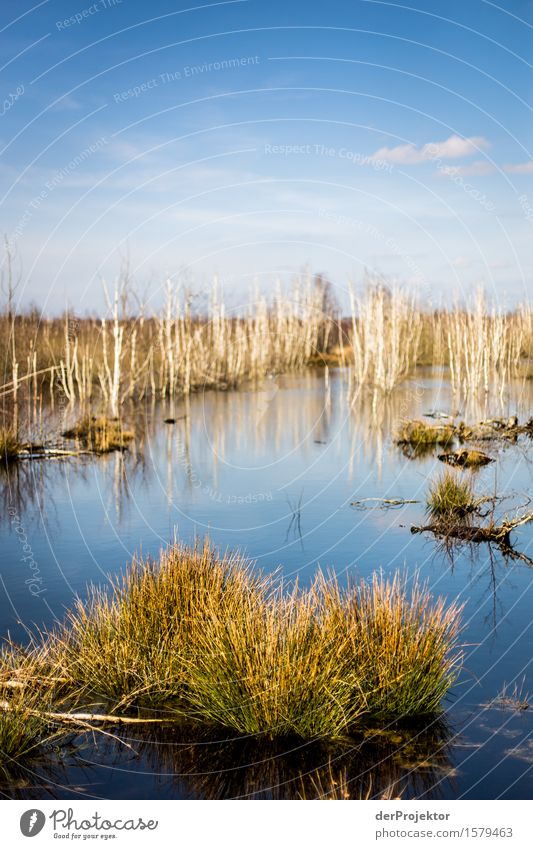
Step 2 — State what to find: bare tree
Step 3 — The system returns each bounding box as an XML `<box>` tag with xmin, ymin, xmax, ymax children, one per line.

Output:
<box><xmin>1</xmin><ymin>235</ymin><xmax>22</xmax><ymax>321</ymax></box>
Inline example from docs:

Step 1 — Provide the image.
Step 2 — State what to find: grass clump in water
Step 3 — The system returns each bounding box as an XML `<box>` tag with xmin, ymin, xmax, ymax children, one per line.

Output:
<box><xmin>426</xmin><ymin>471</ymin><xmax>478</xmax><ymax>519</ymax></box>
<box><xmin>0</xmin><ymin>428</ymin><xmax>22</xmax><ymax>462</ymax></box>
<box><xmin>63</xmin><ymin>415</ymin><xmax>134</xmax><ymax>453</ymax></box>
<box><xmin>24</xmin><ymin>541</ymin><xmax>462</xmax><ymax>740</ymax></box>
<box><xmin>396</xmin><ymin>420</ymin><xmax>455</xmax><ymax>449</ymax></box>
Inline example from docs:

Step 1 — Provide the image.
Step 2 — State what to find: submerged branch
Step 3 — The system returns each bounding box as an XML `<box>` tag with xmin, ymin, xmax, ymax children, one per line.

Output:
<box><xmin>0</xmin><ymin>700</ymin><xmax>178</xmax><ymax>725</ymax></box>
<box><xmin>411</xmin><ymin>511</ymin><xmax>533</xmax><ymax>549</ymax></box>
<box><xmin>351</xmin><ymin>498</ymin><xmax>420</xmax><ymax>509</ymax></box>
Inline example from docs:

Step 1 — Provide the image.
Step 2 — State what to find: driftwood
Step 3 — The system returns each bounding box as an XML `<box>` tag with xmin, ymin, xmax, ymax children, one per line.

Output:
<box><xmin>17</xmin><ymin>447</ymin><xmax>93</xmax><ymax>459</ymax></box>
<box><xmin>0</xmin><ymin>699</ymin><xmax>179</xmax><ymax>725</ymax></box>
<box><xmin>411</xmin><ymin>511</ymin><xmax>533</xmax><ymax>548</ymax></box>
<box><xmin>351</xmin><ymin>497</ymin><xmax>420</xmax><ymax>509</ymax></box>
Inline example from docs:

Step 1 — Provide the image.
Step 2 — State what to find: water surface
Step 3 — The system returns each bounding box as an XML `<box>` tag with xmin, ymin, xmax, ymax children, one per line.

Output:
<box><xmin>1</xmin><ymin>368</ymin><xmax>532</xmax><ymax>799</ymax></box>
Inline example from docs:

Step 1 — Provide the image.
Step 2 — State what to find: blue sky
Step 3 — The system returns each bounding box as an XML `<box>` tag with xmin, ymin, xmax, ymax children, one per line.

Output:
<box><xmin>1</xmin><ymin>0</ymin><xmax>532</xmax><ymax>312</ymax></box>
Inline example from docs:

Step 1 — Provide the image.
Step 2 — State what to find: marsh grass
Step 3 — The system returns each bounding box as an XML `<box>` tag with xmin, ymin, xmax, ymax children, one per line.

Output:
<box><xmin>0</xmin><ymin>275</ymin><xmax>336</xmax><ymax>410</ymax></box>
<box><xmin>490</xmin><ymin>681</ymin><xmax>530</xmax><ymax>711</ymax></box>
<box><xmin>321</xmin><ymin>572</ymin><xmax>462</xmax><ymax>719</ymax></box>
<box><xmin>0</xmin><ymin>428</ymin><xmax>21</xmax><ymax>462</ymax></box>
<box><xmin>396</xmin><ymin>420</ymin><xmax>455</xmax><ymax>448</ymax></box>
<box><xmin>426</xmin><ymin>472</ymin><xmax>478</xmax><ymax>519</ymax></box>
<box><xmin>6</xmin><ymin>541</ymin><xmax>462</xmax><ymax>742</ymax></box>
<box><xmin>0</xmin><ymin>689</ymin><xmax>65</xmax><ymax>771</ymax></box>
<box><xmin>0</xmin><ymin>647</ymin><xmax>64</xmax><ymax>770</ymax></box>
<box><xmin>182</xmin><ymin>578</ymin><xmax>361</xmax><ymax>738</ymax></box>
<box><xmin>63</xmin><ymin>415</ymin><xmax>134</xmax><ymax>453</ymax></box>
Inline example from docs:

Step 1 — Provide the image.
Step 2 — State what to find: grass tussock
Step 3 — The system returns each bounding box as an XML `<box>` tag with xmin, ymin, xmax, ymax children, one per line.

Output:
<box><xmin>426</xmin><ymin>472</ymin><xmax>478</xmax><ymax>519</ymax></box>
<box><xmin>0</xmin><ymin>427</ymin><xmax>21</xmax><ymax>462</ymax></box>
<box><xmin>63</xmin><ymin>415</ymin><xmax>134</xmax><ymax>453</ymax></box>
<box><xmin>396</xmin><ymin>420</ymin><xmax>455</xmax><ymax>448</ymax></box>
<box><xmin>10</xmin><ymin>541</ymin><xmax>462</xmax><ymax>742</ymax></box>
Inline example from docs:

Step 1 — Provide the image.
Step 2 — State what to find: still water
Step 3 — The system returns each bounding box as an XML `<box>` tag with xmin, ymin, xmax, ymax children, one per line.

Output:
<box><xmin>1</xmin><ymin>368</ymin><xmax>532</xmax><ymax>799</ymax></box>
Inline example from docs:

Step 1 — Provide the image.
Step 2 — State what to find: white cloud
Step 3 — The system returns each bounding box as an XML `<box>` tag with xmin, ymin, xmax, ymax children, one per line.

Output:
<box><xmin>369</xmin><ymin>134</ymin><xmax>490</xmax><ymax>165</ymax></box>
<box><xmin>503</xmin><ymin>161</ymin><xmax>533</xmax><ymax>174</ymax></box>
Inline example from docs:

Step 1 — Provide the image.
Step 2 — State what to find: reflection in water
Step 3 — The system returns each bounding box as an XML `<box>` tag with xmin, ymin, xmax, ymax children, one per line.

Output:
<box><xmin>5</xmin><ymin>368</ymin><xmax>533</xmax><ymax>525</ymax></box>
<box><xmin>131</xmin><ymin>722</ymin><xmax>454</xmax><ymax>800</ymax></box>
<box><xmin>0</xmin><ymin>721</ymin><xmax>455</xmax><ymax>801</ymax></box>
<box><xmin>428</xmin><ymin>534</ymin><xmax>533</xmax><ymax>632</ymax></box>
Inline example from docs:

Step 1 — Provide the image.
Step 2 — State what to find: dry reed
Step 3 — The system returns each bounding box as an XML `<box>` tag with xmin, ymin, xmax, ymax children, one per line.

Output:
<box><xmin>2</xmin><ymin>277</ymin><xmax>531</xmax><ymax>417</ymax></box>
<box><xmin>349</xmin><ymin>284</ymin><xmax>423</xmax><ymax>391</ymax></box>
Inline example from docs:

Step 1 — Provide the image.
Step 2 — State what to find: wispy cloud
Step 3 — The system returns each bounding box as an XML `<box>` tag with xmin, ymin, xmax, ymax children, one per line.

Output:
<box><xmin>503</xmin><ymin>161</ymin><xmax>533</xmax><ymax>174</ymax></box>
<box><xmin>369</xmin><ymin>134</ymin><xmax>490</xmax><ymax>165</ymax></box>
<box><xmin>50</xmin><ymin>94</ymin><xmax>83</xmax><ymax>112</ymax></box>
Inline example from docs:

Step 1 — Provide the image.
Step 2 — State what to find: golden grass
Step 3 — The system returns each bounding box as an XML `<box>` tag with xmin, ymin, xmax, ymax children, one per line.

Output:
<box><xmin>5</xmin><ymin>541</ymin><xmax>462</xmax><ymax>744</ymax></box>
<box><xmin>63</xmin><ymin>415</ymin><xmax>134</xmax><ymax>453</ymax></box>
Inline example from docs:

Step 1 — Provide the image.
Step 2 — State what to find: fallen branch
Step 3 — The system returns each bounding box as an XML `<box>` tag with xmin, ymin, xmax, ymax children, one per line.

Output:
<box><xmin>17</xmin><ymin>448</ymin><xmax>94</xmax><ymax>459</ymax></box>
<box><xmin>0</xmin><ymin>365</ymin><xmax>57</xmax><ymax>397</ymax></box>
<box><xmin>411</xmin><ymin>523</ymin><xmax>510</xmax><ymax>544</ymax></box>
<box><xmin>0</xmin><ymin>700</ymin><xmax>179</xmax><ymax>725</ymax></box>
<box><xmin>351</xmin><ymin>498</ymin><xmax>420</xmax><ymax>509</ymax></box>
<box><xmin>0</xmin><ymin>674</ymin><xmax>69</xmax><ymax>689</ymax></box>
<box><xmin>411</xmin><ymin>511</ymin><xmax>533</xmax><ymax>548</ymax></box>
<box><xmin>43</xmin><ymin>710</ymin><xmax>175</xmax><ymax>725</ymax></box>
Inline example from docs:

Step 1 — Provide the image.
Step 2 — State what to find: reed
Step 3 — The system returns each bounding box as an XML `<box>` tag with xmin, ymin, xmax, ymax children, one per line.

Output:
<box><xmin>7</xmin><ymin>541</ymin><xmax>462</xmax><ymax>741</ymax></box>
<box><xmin>443</xmin><ymin>291</ymin><xmax>526</xmax><ymax>397</ymax></box>
<box><xmin>349</xmin><ymin>283</ymin><xmax>423</xmax><ymax>391</ymax></box>
<box><xmin>0</xmin><ymin>275</ymin><xmax>337</xmax><ymax>412</ymax></box>
<box><xmin>4</xmin><ymin>276</ymin><xmax>533</xmax><ymax>418</ymax></box>
<box><xmin>3</xmin><ymin>275</ymin><xmax>531</xmax><ymax>412</ymax></box>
